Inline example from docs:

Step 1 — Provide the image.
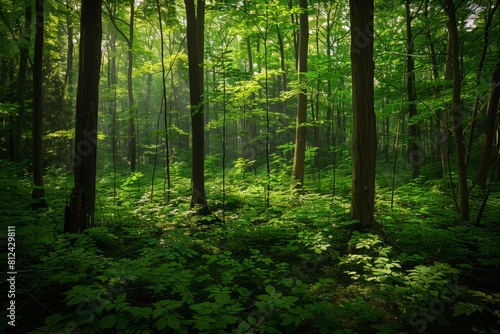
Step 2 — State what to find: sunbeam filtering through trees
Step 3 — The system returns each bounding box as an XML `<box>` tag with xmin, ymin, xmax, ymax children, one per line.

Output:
<box><xmin>1</xmin><ymin>0</ymin><xmax>500</xmax><ymax>333</ymax></box>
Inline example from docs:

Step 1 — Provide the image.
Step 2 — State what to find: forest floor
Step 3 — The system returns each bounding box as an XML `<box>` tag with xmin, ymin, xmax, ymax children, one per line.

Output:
<box><xmin>1</xmin><ymin>158</ymin><xmax>500</xmax><ymax>333</ymax></box>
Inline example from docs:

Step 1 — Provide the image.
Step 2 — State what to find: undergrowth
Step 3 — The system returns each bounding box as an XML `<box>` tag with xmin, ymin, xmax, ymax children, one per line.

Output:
<box><xmin>1</xmin><ymin>158</ymin><xmax>500</xmax><ymax>333</ymax></box>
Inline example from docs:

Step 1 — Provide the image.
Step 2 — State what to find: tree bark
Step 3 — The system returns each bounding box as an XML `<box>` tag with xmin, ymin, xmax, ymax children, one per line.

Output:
<box><xmin>424</xmin><ymin>0</ymin><xmax>446</xmax><ymax>174</ymax></box>
<box><xmin>184</xmin><ymin>0</ymin><xmax>209</xmax><ymax>212</ymax></box>
<box><xmin>292</xmin><ymin>0</ymin><xmax>309</xmax><ymax>188</ymax></box>
<box><xmin>106</xmin><ymin>1</ymin><xmax>136</xmax><ymax>171</ymax></box>
<box><xmin>446</xmin><ymin>0</ymin><xmax>470</xmax><ymax>223</ymax></box>
<box><xmin>14</xmin><ymin>1</ymin><xmax>31</xmax><ymax>163</ymax></box>
<box><xmin>350</xmin><ymin>0</ymin><xmax>376</xmax><ymax>227</ymax></box>
<box><xmin>406</xmin><ymin>0</ymin><xmax>420</xmax><ymax>178</ymax></box>
<box><xmin>65</xmin><ymin>0</ymin><xmax>102</xmax><ymax>233</ymax></box>
<box><xmin>466</xmin><ymin>0</ymin><xmax>499</xmax><ymax>169</ymax></box>
<box><xmin>32</xmin><ymin>0</ymin><xmax>47</xmax><ymax>207</ymax></box>
<box><xmin>128</xmin><ymin>0</ymin><xmax>136</xmax><ymax>171</ymax></box>
<box><xmin>477</xmin><ymin>53</ymin><xmax>500</xmax><ymax>190</ymax></box>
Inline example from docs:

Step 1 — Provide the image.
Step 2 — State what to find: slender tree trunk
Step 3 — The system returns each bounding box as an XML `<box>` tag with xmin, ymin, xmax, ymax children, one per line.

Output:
<box><xmin>277</xmin><ymin>26</ymin><xmax>291</xmax><ymax>158</ymax></box>
<box><xmin>406</xmin><ymin>0</ymin><xmax>420</xmax><ymax>178</ymax></box>
<box><xmin>14</xmin><ymin>1</ymin><xmax>31</xmax><ymax>163</ymax></box>
<box><xmin>287</xmin><ymin>0</ymin><xmax>299</xmax><ymax>68</ymax></box>
<box><xmin>277</xmin><ymin>28</ymin><xmax>287</xmax><ymax>112</ymax></box>
<box><xmin>108</xmin><ymin>29</ymin><xmax>118</xmax><ymax>206</ymax></box>
<box><xmin>64</xmin><ymin>0</ymin><xmax>102</xmax><ymax>233</ymax></box>
<box><xmin>438</xmin><ymin>29</ymin><xmax>454</xmax><ymax>176</ymax></box>
<box><xmin>128</xmin><ymin>0</ymin><xmax>136</xmax><ymax>171</ymax></box>
<box><xmin>65</xmin><ymin>19</ymin><xmax>75</xmax><ymax>169</ymax></box>
<box><xmin>424</xmin><ymin>0</ymin><xmax>442</xmax><ymax>171</ymax></box>
<box><xmin>324</xmin><ymin>3</ymin><xmax>336</xmax><ymax>166</ymax></box>
<box><xmin>245</xmin><ymin>36</ymin><xmax>257</xmax><ymax>174</ymax></box>
<box><xmin>350</xmin><ymin>0</ymin><xmax>376</xmax><ymax>227</ymax></box>
<box><xmin>385</xmin><ymin>116</ymin><xmax>390</xmax><ymax>162</ymax></box>
<box><xmin>446</xmin><ymin>0</ymin><xmax>469</xmax><ymax>223</ymax></box>
<box><xmin>63</xmin><ymin>0</ymin><xmax>74</xmax><ymax>106</ymax></box>
<box><xmin>313</xmin><ymin>12</ymin><xmax>321</xmax><ymax>172</ymax></box>
<box><xmin>424</xmin><ymin>0</ymin><xmax>440</xmax><ymax>83</ymax></box>
<box><xmin>32</xmin><ymin>0</ymin><xmax>47</xmax><ymax>207</ymax></box>
<box><xmin>465</xmin><ymin>0</ymin><xmax>499</xmax><ymax>169</ymax></box>
<box><xmin>184</xmin><ymin>0</ymin><xmax>209</xmax><ymax>212</ymax></box>
<box><xmin>477</xmin><ymin>53</ymin><xmax>500</xmax><ymax>190</ymax></box>
<box><xmin>292</xmin><ymin>0</ymin><xmax>309</xmax><ymax>188</ymax></box>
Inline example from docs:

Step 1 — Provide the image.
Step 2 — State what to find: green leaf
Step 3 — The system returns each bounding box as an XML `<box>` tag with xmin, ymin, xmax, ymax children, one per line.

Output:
<box><xmin>99</xmin><ymin>315</ymin><xmax>117</xmax><ymax>329</ymax></box>
<box><xmin>156</xmin><ymin>317</ymin><xmax>168</xmax><ymax>330</ymax></box>
<box><xmin>394</xmin><ymin>286</ymin><xmax>407</xmax><ymax>294</ymax></box>
<box><xmin>45</xmin><ymin>313</ymin><xmax>63</xmax><ymax>327</ymax></box>
<box><xmin>153</xmin><ymin>307</ymin><xmax>164</xmax><ymax>319</ymax></box>
<box><xmin>167</xmin><ymin>315</ymin><xmax>181</xmax><ymax>330</ymax></box>
<box><xmin>281</xmin><ymin>317</ymin><xmax>295</xmax><ymax>326</ymax></box>
<box><xmin>222</xmin><ymin>315</ymin><xmax>238</xmax><ymax>324</ymax></box>
<box><xmin>215</xmin><ymin>293</ymin><xmax>231</xmax><ymax>305</ymax></box>
<box><xmin>116</xmin><ymin>292</ymin><xmax>127</xmax><ymax>303</ymax></box>
<box><xmin>116</xmin><ymin>316</ymin><xmax>129</xmax><ymax>329</ymax></box>
<box><xmin>257</xmin><ymin>295</ymin><xmax>272</xmax><ymax>302</ymax></box>
<box><xmin>215</xmin><ymin>317</ymin><xmax>228</xmax><ymax>329</ymax></box>
<box><xmin>265</xmin><ymin>285</ymin><xmax>276</xmax><ymax>295</ymax></box>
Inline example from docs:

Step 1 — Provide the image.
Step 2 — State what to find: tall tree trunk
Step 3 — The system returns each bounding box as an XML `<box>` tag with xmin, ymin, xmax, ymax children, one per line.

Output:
<box><xmin>446</xmin><ymin>0</ymin><xmax>470</xmax><ymax>223</ymax></box>
<box><xmin>108</xmin><ymin>29</ymin><xmax>118</xmax><ymax>206</ymax></box>
<box><xmin>184</xmin><ymin>0</ymin><xmax>208</xmax><ymax>212</ymax></box>
<box><xmin>350</xmin><ymin>0</ymin><xmax>376</xmax><ymax>227</ymax></box>
<box><xmin>286</xmin><ymin>0</ymin><xmax>299</xmax><ymax>68</ymax></box>
<box><xmin>438</xmin><ymin>27</ymin><xmax>454</xmax><ymax>176</ymax></box>
<box><xmin>477</xmin><ymin>53</ymin><xmax>500</xmax><ymax>190</ymax></box>
<box><xmin>406</xmin><ymin>0</ymin><xmax>420</xmax><ymax>178</ymax></box>
<box><xmin>14</xmin><ymin>1</ymin><xmax>31</xmax><ymax>162</ymax></box>
<box><xmin>106</xmin><ymin>1</ymin><xmax>136</xmax><ymax>171</ymax></box>
<box><xmin>324</xmin><ymin>3</ymin><xmax>336</xmax><ymax>163</ymax></box>
<box><xmin>64</xmin><ymin>0</ymin><xmax>102</xmax><ymax>233</ymax></box>
<box><xmin>128</xmin><ymin>0</ymin><xmax>136</xmax><ymax>171</ymax></box>
<box><xmin>32</xmin><ymin>0</ymin><xmax>47</xmax><ymax>207</ymax></box>
<box><xmin>292</xmin><ymin>0</ymin><xmax>309</xmax><ymax>188</ymax></box>
<box><xmin>465</xmin><ymin>0</ymin><xmax>499</xmax><ymax>169</ymax></box>
<box><xmin>424</xmin><ymin>0</ymin><xmax>442</xmax><ymax>175</ymax></box>
<box><xmin>277</xmin><ymin>27</ymin><xmax>287</xmax><ymax>113</ymax></box>
<box><xmin>62</xmin><ymin>3</ymin><xmax>75</xmax><ymax>170</ymax></box>
<box><xmin>313</xmin><ymin>10</ymin><xmax>321</xmax><ymax>173</ymax></box>
<box><xmin>384</xmin><ymin>116</ymin><xmax>390</xmax><ymax>162</ymax></box>
<box><xmin>245</xmin><ymin>36</ymin><xmax>257</xmax><ymax>174</ymax></box>
<box><xmin>277</xmin><ymin>27</ymin><xmax>291</xmax><ymax>158</ymax></box>
<box><xmin>63</xmin><ymin>0</ymin><xmax>74</xmax><ymax>107</ymax></box>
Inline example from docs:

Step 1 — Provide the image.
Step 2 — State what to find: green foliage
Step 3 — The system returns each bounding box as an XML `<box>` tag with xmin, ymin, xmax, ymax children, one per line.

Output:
<box><xmin>2</xmin><ymin>152</ymin><xmax>500</xmax><ymax>334</ymax></box>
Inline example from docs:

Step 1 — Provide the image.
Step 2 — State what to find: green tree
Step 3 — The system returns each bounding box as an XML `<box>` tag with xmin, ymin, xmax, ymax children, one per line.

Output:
<box><xmin>292</xmin><ymin>0</ymin><xmax>309</xmax><ymax>188</ymax></box>
<box><xmin>32</xmin><ymin>0</ymin><xmax>47</xmax><ymax>207</ymax></box>
<box><xmin>65</xmin><ymin>0</ymin><xmax>102</xmax><ymax>233</ymax></box>
<box><xmin>184</xmin><ymin>0</ymin><xmax>209</xmax><ymax>212</ymax></box>
<box><xmin>106</xmin><ymin>0</ymin><xmax>138</xmax><ymax>172</ymax></box>
<box><xmin>13</xmin><ymin>0</ymin><xmax>30</xmax><ymax>163</ymax></box>
<box><xmin>349</xmin><ymin>0</ymin><xmax>376</xmax><ymax>227</ymax></box>
<box><xmin>406</xmin><ymin>0</ymin><xmax>420</xmax><ymax>179</ymax></box>
<box><xmin>445</xmin><ymin>0</ymin><xmax>469</xmax><ymax>223</ymax></box>
<box><xmin>477</xmin><ymin>52</ymin><xmax>500</xmax><ymax>190</ymax></box>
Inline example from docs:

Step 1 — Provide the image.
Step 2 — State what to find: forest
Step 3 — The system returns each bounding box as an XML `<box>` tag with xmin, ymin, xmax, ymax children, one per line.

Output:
<box><xmin>1</xmin><ymin>0</ymin><xmax>500</xmax><ymax>332</ymax></box>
